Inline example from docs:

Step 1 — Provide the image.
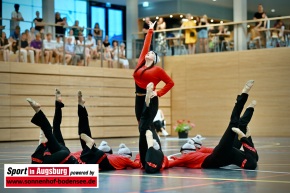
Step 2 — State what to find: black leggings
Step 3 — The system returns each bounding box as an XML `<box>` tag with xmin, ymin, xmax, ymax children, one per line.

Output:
<box><xmin>134</xmin><ymin>85</ymin><xmax>161</xmax><ymax>146</ymax></box>
<box><xmin>201</xmin><ymin>94</ymin><xmax>258</xmax><ymax>169</ymax></box>
<box><xmin>232</xmin><ymin>107</ymin><xmax>254</xmax><ymax>149</ymax></box>
<box><xmin>53</xmin><ymin>101</ymin><xmax>65</xmax><ymax>146</ymax></box>
<box><xmin>77</xmin><ymin>105</ymin><xmax>114</xmax><ymax>170</ymax></box>
<box><xmin>231</xmin><ymin>137</ymin><xmax>258</xmax><ymax>169</ymax></box>
<box><xmin>52</xmin><ymin>101</ymin><xmax>79</xmax><ymax>164</ymax></box>
<box><xmin>145</xmin><ymin>147</ymin><xmax>164</xmax><ymax>173</ymax></box>
<box><xmin>138</xmin><ymin>97</ymin><xmax>163</xmax><ymax>171</ymax></box>
<box><xmin>31</xmin><ymin>110</ymin><xmax>69</xmax><ymax>164</ymax></box>
<box><xmin>78</xmin><ymin>105</ymin><xmax>92</xmax><ymax>150</ymax></box>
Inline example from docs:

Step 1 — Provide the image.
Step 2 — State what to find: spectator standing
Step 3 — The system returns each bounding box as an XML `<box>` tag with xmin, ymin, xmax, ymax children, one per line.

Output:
<box><xmin>274</xmin><ymin>19</ymin><xmax>285</xmax><ymax>39</ymax></box>
<box><xmin>55</xmin><ymin>12</ymin><xmax>65</xmax><ymax>37</ymax></box>
<box><xmin>156</xmin><ymin>17</ymin><xmax>166</xmax><ymax>37</ymax></box>
<box><xmin>181</xmin><ymin>13</ymin><xmax>197</xmax><ymax>54</ymax></box>
<box><xmin>72</xmin><ymin>20</ymin><xmax>84</xmax><ymax>40</ymax></box>
<box><xmin>142</xmin><ymin>17</ymin><xmax>153</xmax><ymax>50</ymax></box>
<box><xmin>10</xmin><ymin>4</ymin><xmax>24</xmax><ymax>35</ymax></box>
<box><xmin>198</xmin><ymin>15</ymin><xmax>209</xmax><ymax>53</ymax></box>
<box><xmin>0</xmin><ymin>32</ymin><xmax>12</xmax><ymax>62</ymax></box>
<box><xmin>33</xmin><ymin>11</ymin><xmax>44</xmax><ymax>32</ymax></box>
<box><xmin>157</xmin><ymin>17</ymin><xmax>166</xmax><ymax>32</ymax></box>
<box><xmin>217</xmin><ymin>25</ymin><xmax>227</xmax><ymax>51</ymax></box>
<box><xmin>93</xmin><ymin>23</ymin><xmax>103</xmax><ymax>42</ymax></box>
<box><xmin>253</xmin><ymin>4</ymin><xmax>268</xmax><ymax>48</ymax></box>
<box><xmin>30</xmin><ymin>33</ymin><xmax>42</xmax><ymax>63</ymax></box>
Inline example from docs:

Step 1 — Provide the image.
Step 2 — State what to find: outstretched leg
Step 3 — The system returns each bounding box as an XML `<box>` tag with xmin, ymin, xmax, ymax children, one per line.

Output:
<box><xmin>139</xmin><ymin>83</ymin><xmax>162</xmax><ymax>168</ymax></box>
<box><xmin>27</xmin><ymin>98</ymin><xmax>69</xmax><ymax>164</ymax></box>
<box><xmin>77</xmin><ymin>91</ymin><xmax>92</xmax><ymax>150</ymax></box>
<box><xmin>201</xmin><ymin>80</ymin><xmax>254</xmax><ymax>168</ymax></box>
<box><xmin>53</xmin><ymin>89</ymin><xmax>66</xmax><ymax>146</ymax></box>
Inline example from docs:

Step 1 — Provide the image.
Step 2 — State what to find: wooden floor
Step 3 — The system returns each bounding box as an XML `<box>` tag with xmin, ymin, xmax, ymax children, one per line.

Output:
<box><xmin>1</xmin><ymin>136</ymin><xmax>290</xmax><ymax>193</ymax></box>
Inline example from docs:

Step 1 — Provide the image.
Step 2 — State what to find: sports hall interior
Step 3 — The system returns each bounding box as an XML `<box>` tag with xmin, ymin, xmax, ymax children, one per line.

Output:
<box><xmin>0</xmin><ymin>0</ymin><xmax>290</xmax><ymax>193</ymax></box>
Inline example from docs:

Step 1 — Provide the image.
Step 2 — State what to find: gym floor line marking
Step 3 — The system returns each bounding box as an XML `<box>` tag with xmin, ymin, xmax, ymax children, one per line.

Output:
<box><xmin>129</xmin><ymin>181</ymin><xmax>236</xmax><ymax>193</ymax></box>
<box><xmin>129</xmin><ymin>173</ymin><xmax>290</xmax><ymax>192</ymax></box>
<box><xmin>224</xmin><ymin>168</ymin><xmax>290</xmax><ymax>174</ymax></box>
<box><xmin>0</xmin><ymin>158</ymin><xmax>29</xmax><ymax>160</ymax></box>
<box><xmin>99</xmin><ymin>173</ymin><xmax>290</xmax><ymax>184</ymax></box>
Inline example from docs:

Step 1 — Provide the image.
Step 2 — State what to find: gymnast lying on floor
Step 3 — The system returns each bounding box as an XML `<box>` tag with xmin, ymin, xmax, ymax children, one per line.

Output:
<box><xmin>168</xmin><ymin>80</ymin><xmax>259</xmax><ymax>170</ymax></box>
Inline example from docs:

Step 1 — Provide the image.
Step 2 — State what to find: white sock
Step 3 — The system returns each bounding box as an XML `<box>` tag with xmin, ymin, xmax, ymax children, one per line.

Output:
<box><xmin>146</xmin><ymin>130</ymin><xmax>154</xmax><ymax>148</ymax></box>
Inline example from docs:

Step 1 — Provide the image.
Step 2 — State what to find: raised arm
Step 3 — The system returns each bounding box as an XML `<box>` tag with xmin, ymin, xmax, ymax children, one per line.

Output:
<box><xmin>136</xmin><ymin>21</ymin><xmax>156</xmax><ymax>68</ymax></box>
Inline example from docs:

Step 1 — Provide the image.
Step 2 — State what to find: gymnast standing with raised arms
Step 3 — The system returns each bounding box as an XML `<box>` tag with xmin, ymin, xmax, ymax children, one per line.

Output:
<box><xmin>133</xmin><ymin>20</ymin><xmax>174</xmax><ymax>168</ymax></box>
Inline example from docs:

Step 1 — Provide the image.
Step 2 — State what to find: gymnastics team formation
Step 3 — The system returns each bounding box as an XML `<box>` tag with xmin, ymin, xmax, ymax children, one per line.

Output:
<box><xmin>27</xmin><ymin>20</ymin><xmax>259</xmax><ymax>173</ymax></box>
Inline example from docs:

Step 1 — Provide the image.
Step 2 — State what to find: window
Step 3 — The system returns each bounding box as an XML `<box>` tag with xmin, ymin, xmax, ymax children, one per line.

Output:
<box><xmin>55</xmin><ymin>0</ymin><xmax>87</xmax><ymax>36</ymax></box>
<box><xmin>108</xmin><ymin>9</ymin><xmax>123</xmax><ymax>42</ymax></box>
<box><xmin>2</xmin><ymin>0</ymin><xmax>42</xmax><ymax>35</ymax></box>
<box><xmin>91</xmin><ymin>6</ymin><xmax>106</xmax><ymax>39</ymax></box>
<box><xmin>89</xmin><ymin>2</ymin><xmax>126</xmax><ymax>44</ymax></box>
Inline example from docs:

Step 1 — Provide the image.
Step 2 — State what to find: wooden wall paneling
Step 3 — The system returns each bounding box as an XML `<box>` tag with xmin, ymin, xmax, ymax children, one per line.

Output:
<box><xmin>0</xmin><ymin>60</ymin><xmax>172</xmax><ymax>141</ymax></box>
<box><xmin>59</xmin><ymin>65</ymin><xmax>103</xmax><ymax>77</ymax></box>
<box><xmin>60</xmin><ymin>75</ymin><xmax>104</xmax><ymax>87</ymax></box>
<box><xmin>164</xmin><ymin>56</ymin><xmax>187</xmax><ymax>136</ymax></box>
<box><xmin>0</xmin><ymin>96</ymin><xmax>11</xmax><ymax>106</ymax></box>
<box><xmin>0</xmin><ymin>72</ymin><xmax>10</xmax><ymax>83</ymax></box>
<box><xmin>0</xmin><ymin>129</ymin><xmax>11</xmax><ymax>141</ymax></box>
<box><xmin>166</xmin><ymin>47</ymin><xmax>290</xmax><ymax>137</ymax></box>
<box><xmin>10</xmin><ymin>62</ymin><xmax>60</xmax><ymax>74</ymax></box>
<box><xmin>0</xmin><ymin>84</ymin><xmax>10</xmax><ymax>95</ymax></box>
<box><xmin>0</xmin><ymin>63</ymin><xmax>10</xmax><ymax>73</ymax></box>
<box><xmin>10</xmin><ymin>73</ymin><xmax>60</xmax><ymax>85</ymax></box>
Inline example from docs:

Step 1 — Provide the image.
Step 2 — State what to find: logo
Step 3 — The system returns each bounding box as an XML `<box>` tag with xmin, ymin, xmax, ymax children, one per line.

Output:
<box><xmin>4</xmin><ymin>164</ymin><xmax>99</xmax><ymax>188</ymax></box>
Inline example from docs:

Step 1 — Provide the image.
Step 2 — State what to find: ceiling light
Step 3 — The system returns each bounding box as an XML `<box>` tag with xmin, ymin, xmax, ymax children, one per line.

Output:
<box><xmin>247</xmin><ymin>25</ymin><xmax>250</xmax><ymax>28</ymax></box>
<box><xmin>210</xmin><ymin>19</ymin><xmax>214</xmax><ymax>22</ymax></box>
<box><xmin>271</xmin><ymin>9</ymin><xmax>275</xmax><ymax>12</ymax></box>
<box><xmin>191</xmin><ymin>16</ymin><xmax>193</xmax><ymax>19</ymax></box>
<box><xmin>180</xmin><ymin>15</ymin><xmax>183</xmax><ymax>18</ymax></box>
<box><xmin>220</xmin><ymin>21</ymin><xmax>223</xmax><ymax>24</ymax></box>
<box><xmin>142</xmin><ymin>18</ymin><xmax>145</xmax><ymax>21</ymax></box>
<box><xmin>156</xmin><ymin>16</ymin><xmax>159</xmax><ymax>19</ymax></box>
<box><xmin>170</xmin><ymin>15</ymin><xmax>173</xmax><ymax>18</ymax></box>
<box><xmin>213</xmin><ymin>0</ymin><xmax>217</xmax><ymax>1</ymax></box>
<box><xmin>143</xmin><ymin>2</ymin><xmax>149</xmax><ymax>7</ymax></box>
